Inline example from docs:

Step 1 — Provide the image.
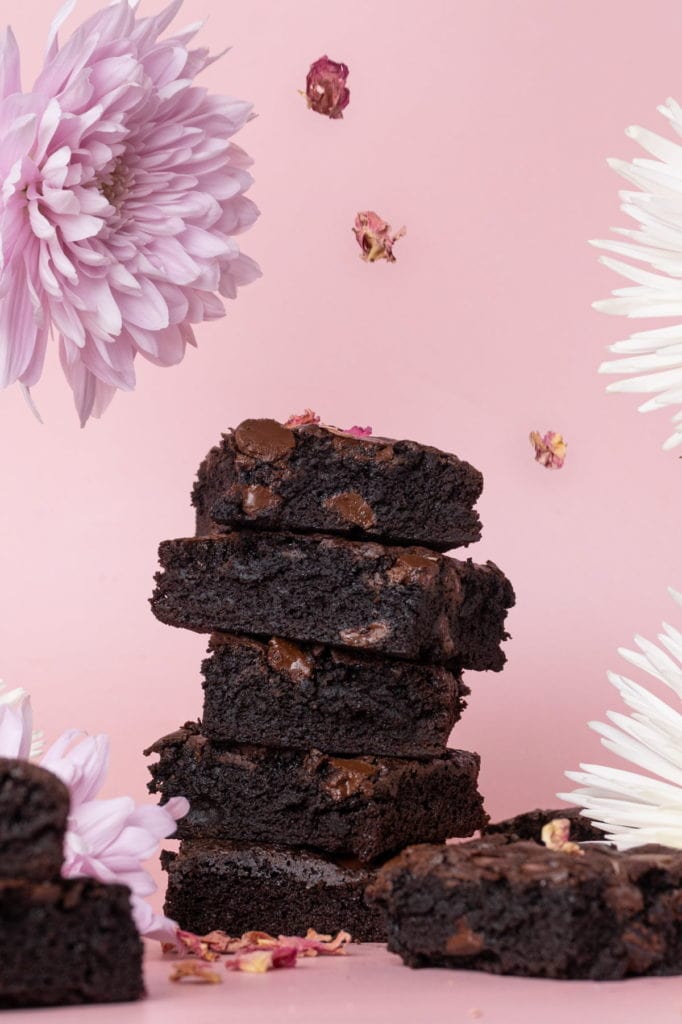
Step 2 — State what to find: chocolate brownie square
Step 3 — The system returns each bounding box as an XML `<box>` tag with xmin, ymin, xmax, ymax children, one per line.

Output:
<box><xmin>193</xmin><ymin>418</ymin><xmax>483</xmax><ymax>550</ymax></box>
<box><xmin>145</xmin><ymin>723</ymin><xmax>487</xmax><ymax>862</ymax></box>
<box><xmin>0</xmin><ymin>878</ymin><xmax>144</xmax><ymax>1007</ymax></box>
<box><xmin>201</xmin><ymin>634</ymin><xmax>467</xmax><ymax>757</ymax></box>
<box><xmin>366</xmin><ymin>836</ymin><xmax>682</xmax><ymax>978</ymax></box>
<box><xmin>162</xmin><ymin>840</ymin><xmax>385</xmax><ymax>941</ymax></box>
<box><xmin>0</xmin><ymin>759</ymin><xmax>69</xmax><ymax>881</ymax></box>
<box><xmin>151</xmin><ymin>532</ymin><xmax>514</xmax><ymax>671</ymax></box>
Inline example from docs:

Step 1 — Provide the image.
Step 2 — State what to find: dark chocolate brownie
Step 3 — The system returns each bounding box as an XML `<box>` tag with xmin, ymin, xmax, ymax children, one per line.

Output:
<box><xmin>0</xmin><ymin>758</ymin><xmax>69</xmax><ymax>881</ymax></box>
<box><xmin>367</xmin><ymin>835</ymin><xmax>682</xmax><ymax>978</ymax></box>
<box><xmin>151</xmin><ymin>531</ymin><xmax>514</xmax><ymax>671</ymax></box>
<box><xmin>162</xmin><ymin>840</ymin><xmax>386</xmax><ymax>941</ymax></box>
<box><xmin>201</xmin><ymin>633</ymin><xmax>467</xmax><ymax>757</ymax></box>
<box><xmin>0</xmin><ymin>877</ymin><xmax>144</xmax><ymax>1007</ymax></box>
<box><xmin>487</xmin><ymin>806</ymin><xmax>607</xmax><ymax>844</ymax></box>
<box><xmin>145</xmin><ymin>723</ymin><xmax>487</xmax><ymax>862</ymax></box>
<box><xmin>192</xmin><ymin>418</ymin><xmax>483</xmax><ymax>550</ymax></box>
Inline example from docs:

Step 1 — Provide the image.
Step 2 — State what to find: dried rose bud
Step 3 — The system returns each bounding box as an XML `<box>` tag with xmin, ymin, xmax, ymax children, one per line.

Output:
<box><xmin>284</xmin><ymin>409</ymin><xmax>320</xmax><ymax>428</ymax></box>
<box><xmin>169</xmin><ymin>961</ymin><xmax>222</xmax><ymax>984</ymax></box>
<box><xmin>541</xmin><ymin>818</ymin><xmax>584</xmax><ymax>855</ymax></box>
<box><xmin>353</xmin><ymin>212</ymin><xmax>406</xmax><ymax>263</ymax></box>
<box><xmin>304</xmin><ymin>56</ymin><xmax>350</xmax><ymax>119</ymax></box>
<box><xmin>346</xmin><ymin>425</ymin><xmax>372</xmax><ymax>438</ymax></box>
<box><xmin>529</xmin><ymin>430</ymin><xmax>567</xmax><ymax>470</ymax></box>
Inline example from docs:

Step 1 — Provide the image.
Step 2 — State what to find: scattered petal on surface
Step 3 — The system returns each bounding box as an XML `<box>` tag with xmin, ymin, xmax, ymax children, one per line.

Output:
<box><xmin>540</xmin><ymin>818</ymin><xmax>584</xmax><ymax>855</ymax></box>
<box><xmin>345</xmin><ymin>425</ymin><xmax>372</xmax><ymax>438</ymax></box>
<box><xmin>529</xmin><ymin>430</ymin><xmax>567</xmax><ymax>469</ymax></box>
<box><xmin>0</xmin><ymin>0</ymin><xmax>259</xmax><ymax>424</ymax></box>
<box><xmin>225</xmin><ymin>947</ymin><xmax>298</xmax><ymax>972</ymax></box>
<box><xmin>284</xmin><ymin>409</ymin><xmax>320</xmax><ymax>427</ymax></box>
<box><xmin>303</xmin><ymin>56</ymin><xmax>349</xmax><ymax>119</ymax></box>
<box><xmin>170</xmin><ymin>961</ymin><xmax>223</xmax><ymax>984</ymax></box>
<box><xmin>167</xmin><ymin>927</ymin><xmax>352</xmax><ymax>961</ymax></box>
<box><xmin>353</xmin><ymin>211</ymin><xmax>405</xmax><ymax>263</ymax></box>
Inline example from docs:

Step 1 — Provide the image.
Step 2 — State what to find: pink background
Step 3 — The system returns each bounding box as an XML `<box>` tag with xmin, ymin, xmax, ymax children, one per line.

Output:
<box><xmin>1</xmin><ymin>0</ymin><xmax>681</xmax><ymax>965</ymax></box>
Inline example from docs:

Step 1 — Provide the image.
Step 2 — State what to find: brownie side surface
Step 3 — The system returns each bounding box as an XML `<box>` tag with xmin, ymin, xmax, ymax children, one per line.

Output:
<box><xmin>0</xmin><ymin>878</ymin><xmax>144</xmax><ymax>1007</ymax></box>
<box><xmin>145</xmin><ymin>723</ymin><xmax>487</xmax><ymax>861</ymax></box>
<box><xmin>150</xmin><ymin>531</ymin><xmax>514</xmax><ymax>670</ymax></box>
<box><xmin>366</xmin><ymin>836</ymin><xmax>682</xmax><ymax>979</ymax></box>
<box><xmin>201</xmin><ymin>634</ymin><xmax>465</xmax><ymax>757</ymax></box>
<box><xmin>0</xmin><ymin>758</ymin><xmax>69</xmax><ymax>881</ymax></box>
<box><xmin>162</xmin><ymin>840</ymin><xmax>385</xmax><ymax>941</ymax></box>
<box><xmin>192</xmin><ymin>418</ymin><xmax>484</xmax><ymax>551</ymax></box>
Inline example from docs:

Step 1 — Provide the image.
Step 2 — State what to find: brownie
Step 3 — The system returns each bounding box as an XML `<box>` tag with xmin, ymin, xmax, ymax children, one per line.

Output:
<box><xmin>0</xmin><ymin>758</ymin><xmax>69</xmax><ymax>881</ymax></box>
<box><xmin>0</xmin><ymin>877</ymin><xmax>144</xmax><ymax>1007</ymax></box>
<box><xmin>487</xmin><ymin>806</ymin><xmax>607</xmax><ymax>844</ymax></box>
<box><xmin>162</xmin><ymin>840</ymin><xmax>386</xmax><ymax>942</ymax></box>
<box><xmin>145</xmin><ymin>723</ymin><xmax>487</xmax><ymax>862</ymax></box>
<box><xmin>367</xmin><ymin>835</ymin><xmax>682</xmax><ymax>979</ymax></box>
<box><xmin>201</xmin><ymin>633</ymin><xmax>467</xmax><ymax>757</ymax></box>
<box><xmin>192</xmin><ymin>418</ymin><xmax>483</xmax><ymax>550</ymax></box>
<box><xmin>151</xmin><ymin>531</ymin><xmax>514</xmax><ymax>671</ymax></box>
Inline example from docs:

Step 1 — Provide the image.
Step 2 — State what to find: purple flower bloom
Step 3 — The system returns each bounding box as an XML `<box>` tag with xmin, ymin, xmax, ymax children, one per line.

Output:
<box><xmin>0</xmin><ymin>0</ymin><xmax>260</xmax><ymax>424</ymax></box>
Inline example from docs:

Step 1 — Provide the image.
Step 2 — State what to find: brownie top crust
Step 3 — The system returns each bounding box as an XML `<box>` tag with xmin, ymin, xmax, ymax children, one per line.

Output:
<box><xmin>192</xmin><ymin>417</ymin><xmax>484</xmax><ymax>551</ymax></box>
<box><xmin>368</xmin><ymin>835</ymin><xmax>682</xmax><ymax>899</ymax></box>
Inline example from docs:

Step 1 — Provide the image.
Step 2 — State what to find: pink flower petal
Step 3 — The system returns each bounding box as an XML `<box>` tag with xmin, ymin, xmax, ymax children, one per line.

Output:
<box><xmin>0</xmin><ymin>27</ymin><xmax>21</xmax><ymax>100</ymax></box>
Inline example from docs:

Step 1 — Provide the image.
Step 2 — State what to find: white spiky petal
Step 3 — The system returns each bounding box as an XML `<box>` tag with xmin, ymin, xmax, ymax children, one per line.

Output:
<box><xmin>592</xmin><ymin>99</ymin><xmax>682</xmax><ymax>450</ymax></box>
<box><xmin>0</xmin><ymin>681</ymin><xmax>43</xmax><ymax>757</ymax></box>
<box><xmin>559</xmin><ymin>587</ymin><xmax>682</xmax><ymax>849</ymax></box>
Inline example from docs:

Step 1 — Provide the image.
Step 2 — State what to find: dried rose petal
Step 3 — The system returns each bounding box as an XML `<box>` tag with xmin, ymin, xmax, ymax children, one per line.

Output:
<box><xmin>170</xmin><ymin>961</ymin><xmax>222</xmax><ymax>984</ymax></box>
<box><xmin>172</xmin><ymin>929</ymin><xmax>220</xmax><ymax>961</ymax></box>
<box><xmin>201</xmin><ymin>930</ymin><xmax>236</xmax><ymax>954</ymax></box>
<box><xmin>529</xmin><ymin>430</ymin><xmax>567</xmax><ymax>470</ymax></box>
<box><xmin>284</xmin><ymin>409</ymin><xmax>320</xmax><ymax>428</ymax></box>
<box><xmin>541</xmin><ymin>818</ymin><xmax>584</xmax><ymax>856</ymax></box>
<box><xmin>226</xmin><ymin>947</ymin><xmax>298</xmax><ymax>972</ymax></box>
<box><xmin>346</xmin><ymin>426</ymin><xmax>372</xmax><ymax>438</ymax></box>
<box><xmin>304</xmin><ymin>56</ymin><xmax>350</xmax><ymax>119</ymax></box>
<box><xmin>278</xmin><ymin>929</ymin><xmax>352</xmax><ymax>956</ymax></box>
<box><xmin>353</xmin><ymin>212</ymin><xmax>406</xmax><ymax>263</ymax></box>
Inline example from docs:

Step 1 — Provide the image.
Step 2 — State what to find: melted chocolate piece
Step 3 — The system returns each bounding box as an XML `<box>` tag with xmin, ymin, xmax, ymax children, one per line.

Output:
<box><xmin>266</xmin><ymin>638</ymin><xmax>314</xmax><ymax>682</ymax></box>
<box><xmin>323</xmin><ymin>757</ymin><xmax>379</xmax><ymax>800</ymax></box>
<box><xmin>323</xmin><ymin>492</ymin><xmax>375</xmax><ymax>529</ymax></box>
<box><xmin>233</xmin><ymin>419</ymin><xmax>295</xmax><ymax>462</ymax></box>
<box><xmin>241</xmin><ymin>484</ymin><xmax>281</xmax><ymax>515</ymax></box>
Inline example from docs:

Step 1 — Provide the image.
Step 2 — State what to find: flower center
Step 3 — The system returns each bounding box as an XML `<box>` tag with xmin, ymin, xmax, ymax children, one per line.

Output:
<box><xmin>99</xmin><ymin>159</ymin><xmax>133</xmax><ymax>209</ymax></box>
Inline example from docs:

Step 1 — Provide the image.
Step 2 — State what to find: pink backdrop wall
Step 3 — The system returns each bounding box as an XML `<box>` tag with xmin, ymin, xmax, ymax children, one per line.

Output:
<box><xmin>1</xmin><ymin>0</ymin><xmax>681</xmax><ymax>907</ymax></box>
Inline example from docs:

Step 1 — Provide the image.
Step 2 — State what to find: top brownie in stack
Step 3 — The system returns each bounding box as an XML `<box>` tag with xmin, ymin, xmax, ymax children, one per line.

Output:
<box><xmin>192</xmin><ymin>418</ymin><xmax>483</xmax><ymax>550</ymax></box>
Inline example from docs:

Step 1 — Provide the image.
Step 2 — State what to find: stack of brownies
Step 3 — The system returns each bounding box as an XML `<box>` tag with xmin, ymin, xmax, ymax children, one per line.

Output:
<box><xmin>145</xmin><ymin>417</ymin><xmax>515</xmax><ymax>940</ymax></box>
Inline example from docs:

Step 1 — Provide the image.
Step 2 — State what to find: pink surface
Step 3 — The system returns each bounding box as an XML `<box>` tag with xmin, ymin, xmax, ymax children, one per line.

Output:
<box><xmin>3</xmin><ymin>944</ymin><xmax>682</xmax><ymax>1024</ymax></box>
<box><xmin>1</xmin><ymin>0</ymin><xmax>682</xmax><ymax>1007</ymax></box>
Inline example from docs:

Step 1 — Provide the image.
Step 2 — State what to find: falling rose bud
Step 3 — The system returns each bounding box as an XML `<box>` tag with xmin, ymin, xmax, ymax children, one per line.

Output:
<box><xmin>304</xmin><ymin>56</ymin><xmax>350</xmax><ymax>119</ymax></box>
<box><xmin>529</xmin><ymin>430</ymin><xmax>567</xmax><ymax>470</ymax></box>
<box><xmin>353</xmin><ymin>212</ymin><xmax>406</xmax><ymax>263</ymax></box>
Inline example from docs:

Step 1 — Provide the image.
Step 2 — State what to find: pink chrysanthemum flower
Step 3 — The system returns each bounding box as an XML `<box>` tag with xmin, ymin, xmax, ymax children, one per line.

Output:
<box><xmin>0</xmin><ymin>690</ymin><xmax>188</xmax><ymax>943</ymax></box>
<box><xmin>0</xmin><ymin>0</ymin><xmax>260</xmax><ymax>425</ymax></box>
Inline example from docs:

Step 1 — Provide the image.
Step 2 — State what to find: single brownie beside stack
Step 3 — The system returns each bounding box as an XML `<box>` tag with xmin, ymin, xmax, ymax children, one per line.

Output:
<box><xmin>146</xmin><ymin>416</ymin><xmax>515</xmax><ymax>940</ymax></box>
<box><xmin>367</xmin><ymin>835</ymin><xmax>682</xmax><ymax>979</ymax></box>
<box><xmin>0</xmin><ymin>759</ymin><xmax>144</xmax><ymax>1007</ymax></box>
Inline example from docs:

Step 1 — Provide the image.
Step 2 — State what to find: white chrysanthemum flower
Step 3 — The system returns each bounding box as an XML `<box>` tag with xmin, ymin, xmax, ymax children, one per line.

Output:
<box><xmin>0</xmin><ymin>681</ymin><xmax>43</xmax><ymax>757</ymax></box>
<box><xmin>592</xmin><ymin>98</ymin><xmax>682</xmax><ymax>451</ymax></box>
<box><xmin>560</xmin><ymin>588</ymin><xmax>682</xmax><ymax>849</ymax></box>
